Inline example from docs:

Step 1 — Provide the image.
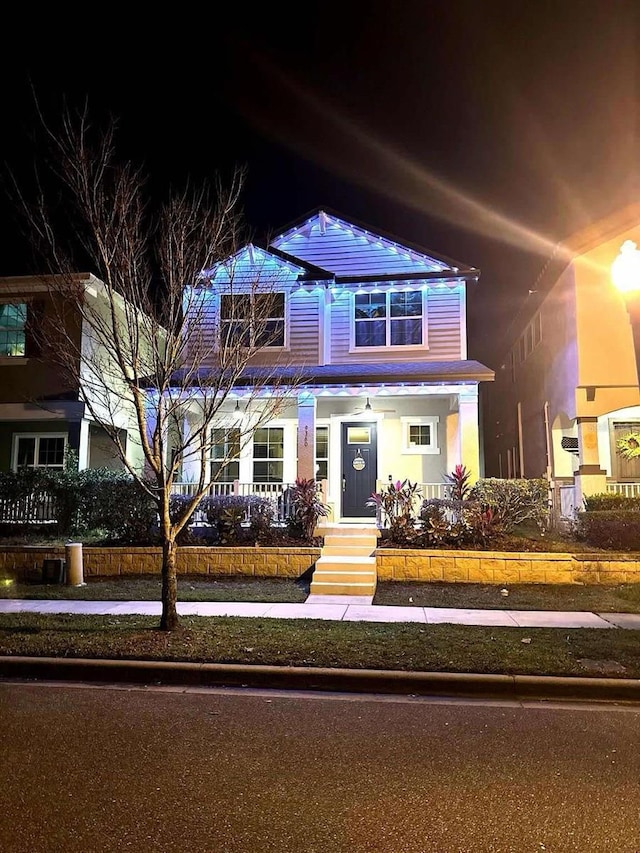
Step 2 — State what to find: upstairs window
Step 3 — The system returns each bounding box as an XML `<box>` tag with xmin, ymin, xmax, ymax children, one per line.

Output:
<box><xmin>210</xmin><ymin>428</ymin><xmax>240</xmax><ymax>482</ymax></box>
<box><xmin>220</xmin><ymin>293</ymin><xmax>285</xmax><ymax>348</ymax></box>
<box><xmin>0</xmin><ymin>303</ymin><xmax>27</xmax><ymax>357</ymax></box>
<box><xmin>354</xmin><ymin>290</ymin><xmax>423</xmax><ymax>348</ymax></box>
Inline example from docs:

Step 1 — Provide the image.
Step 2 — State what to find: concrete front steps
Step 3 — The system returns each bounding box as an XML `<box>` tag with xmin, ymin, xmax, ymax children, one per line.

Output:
<box><xmin>309</xmin><ymin>524</ymin><xmax>379</xmax><ymax>596</ymax></box>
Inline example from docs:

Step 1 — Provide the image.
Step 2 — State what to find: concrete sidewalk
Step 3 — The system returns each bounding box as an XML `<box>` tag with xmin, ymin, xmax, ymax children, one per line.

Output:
<box><xmin>1</xmin><ymin>595</ymin><xmax>640</xmax><ymax>629</ymax></box>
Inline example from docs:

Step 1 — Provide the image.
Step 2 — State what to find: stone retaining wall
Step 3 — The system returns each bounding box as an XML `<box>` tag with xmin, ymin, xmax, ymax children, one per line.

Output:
<box><xmin>2</xmin><ymin>546</ymin><xmax>640</xmax><ymax>585</ymax></box>
<box><xmin>376</xmin><ymin>550</ymin><xmax>640</xmax><ymax>585</ymax></box>
<box><xmin>0</xmin><ymin>546</ymin><xmax>321</xmax><ymax>579</ymax></box>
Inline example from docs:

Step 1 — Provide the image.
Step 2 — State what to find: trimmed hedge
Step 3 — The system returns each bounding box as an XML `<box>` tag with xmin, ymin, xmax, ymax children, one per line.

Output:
<box><xmin>583</xmin><ymin>493</ymin><xmax>640</xmax><ymax>512</ymax></box>
<box><xmin>575</xmin><ymin>510</ymin><xmax>640</xmax><ymax>551</ymax></box>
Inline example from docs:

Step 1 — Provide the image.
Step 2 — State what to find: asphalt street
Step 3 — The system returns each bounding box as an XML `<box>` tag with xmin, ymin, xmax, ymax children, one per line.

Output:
<box><xmin>1</xmin><ymin>682</ymin><xmax>640</xmax><ymax>852</ymax></box>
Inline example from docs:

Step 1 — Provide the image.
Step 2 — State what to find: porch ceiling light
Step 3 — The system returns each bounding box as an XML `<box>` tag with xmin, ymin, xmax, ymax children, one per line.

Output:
<box><xmin>611</xmin><ymin>240</ymin><xmax>640</xmax><ymax>385</ymax></box>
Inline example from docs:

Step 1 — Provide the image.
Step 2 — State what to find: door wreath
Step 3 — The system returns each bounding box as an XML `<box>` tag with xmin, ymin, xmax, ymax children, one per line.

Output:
<box><xmin>616</xmin><ymin>431</ymin><xmax>640</xmax><ymax>459</ymax></box>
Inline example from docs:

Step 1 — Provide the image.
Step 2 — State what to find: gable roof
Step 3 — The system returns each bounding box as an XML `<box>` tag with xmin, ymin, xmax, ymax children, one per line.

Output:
<box><xmin>270</xmin><ymin>208</ymin><xmax>479</xmax><ymax>281</ymax></box>
<box><xmin>202</xmin><ymin>244</ymin><xmax>311</xmax><ymax>287</ymax></box>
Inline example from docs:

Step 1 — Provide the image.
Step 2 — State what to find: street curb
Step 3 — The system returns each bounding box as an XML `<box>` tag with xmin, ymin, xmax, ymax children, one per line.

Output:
<box><xmin>1</xmin><ymin>656</ymin><xmax>640</xmax><ymax>703</ymax></box>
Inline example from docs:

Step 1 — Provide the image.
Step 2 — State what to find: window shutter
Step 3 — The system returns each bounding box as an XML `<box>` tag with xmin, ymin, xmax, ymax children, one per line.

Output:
<box><xmin>25</xmin><ymin>300</ymin><xmax>45</xmax><ymax>357</ymax></box>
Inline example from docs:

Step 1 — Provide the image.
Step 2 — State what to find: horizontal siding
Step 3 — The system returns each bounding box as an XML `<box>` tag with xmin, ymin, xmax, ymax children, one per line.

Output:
<box><xmin>330</xmin><ymin>288</ymin><xmax>462</xmax><ymax>363</ymax></box>
<box><xmin>185</xmin><ymin>289</ymin><xmax>321</xmax><ymax>368</ymax></box>
<box><xmin>274</xmin><ymin>227</ymin><xmax>445</xmax><ymax>277</ymax></box>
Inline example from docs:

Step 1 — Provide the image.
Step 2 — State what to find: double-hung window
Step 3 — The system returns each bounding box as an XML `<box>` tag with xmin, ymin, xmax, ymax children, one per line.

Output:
<box><xmin>210</xmin><ymin>428</ymin><xmax>240</xmax><ymax>482</ymax></box>
<box><xmin>253</xmin><ymin>427</ymin><xmax>284</xmax><ymax>482</ymax></box>
<box><xmin>220</xmin><ymin>293</ymin><xmax>285</xmax><ymax>348</ymax></box>
<box><xmin>13</xmin><ymin>434</ymin><xmax>67</xmax><ymax>470</ymax></box>
<box><xmin>354</xmin><ymin>290</ymin><xmax>424</xmax><ymax>348</ymax></box>
<box><xmin>0</xmin><ymin>303</ymin><xmax>27</xmax><ymax>357</ymax></box>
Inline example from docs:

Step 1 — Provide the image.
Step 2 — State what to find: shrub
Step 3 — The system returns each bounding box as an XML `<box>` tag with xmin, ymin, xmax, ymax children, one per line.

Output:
<box><xmin>419</xmin><ymin>498</ymin><xmax>496</xmax><ymax>548</ymax></box>
<box><xmin>469</xmin><ymin>477</ymin><xmax>548</xmax><ymax>532</ymax></box>
<box><xmin>0</xmin><ymin>462</ymin><xmax>158</xmax><ymax>540</ymax></box>
<box><xmin>583</xmin><ymin>493</ymin><xmax>640</xmax><ymax>512</ymax></box>
<box><xmin>201</xmin><ymin>494</ymin><xmax>276</xmax><ymax>545</ymax></box>
<box><xmin>367</xmin><ymin>479</ymin><xmax>421</xmax><ymax>544</ymax></box>
<box><xmin>575</xmin><ymin>510</ymin><xmax>640</xmax><ymax>551</ymax></box>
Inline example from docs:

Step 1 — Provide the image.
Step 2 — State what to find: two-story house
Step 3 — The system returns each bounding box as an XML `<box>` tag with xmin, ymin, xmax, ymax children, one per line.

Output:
<box><xmin>0</xmin><ymin>274</ymin><xmax>145</xmax><ymax>475</ymax></box>
<box><xmin>483</xmin><ymin>203</ymin><xmax>640</xmax><ymax>517</ymax></box>
<box><xmin>178</xmin><ymin>209</ymin><xmax>494</xmax><ymax>521</ymax></box>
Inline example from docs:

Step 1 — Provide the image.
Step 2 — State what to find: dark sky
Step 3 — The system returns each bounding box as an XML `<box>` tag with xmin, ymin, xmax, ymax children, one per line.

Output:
<box><xmin>1</xmin><ymin>0</ymin><xmax>638</xmax><ymax>366</ymax></box>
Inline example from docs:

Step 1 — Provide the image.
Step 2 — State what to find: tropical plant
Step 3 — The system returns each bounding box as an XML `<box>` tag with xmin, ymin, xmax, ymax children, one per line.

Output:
<box><xmin>287</xmin><ymin>478</ymin><xmax>330</xmax><ymax>542</ymax></box>
<box><xmin>445</xmin><ymin>464</ymin><xmax>473</xmax><ymax>501</ymax></box>
<box><xmin>367</xmin><ymin>479</ymin><xmax>421</xmax><ymax>543</ymax></box>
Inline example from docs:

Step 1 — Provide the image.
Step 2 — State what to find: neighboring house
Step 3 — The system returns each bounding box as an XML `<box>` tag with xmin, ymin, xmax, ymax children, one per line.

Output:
<box><xmin>483</xmin><ymin>203</ymin><xmax>640</xmax><ymax>516</ymax></box>
<box><xmin>178</xmin><ymin>209</ymin><xmax>494</xmax><ymax>521</ymax></box>
<box><xmin>0</xmin><ymin>274</ymin><xmax>144</xmax><ymax>474</ymax></box>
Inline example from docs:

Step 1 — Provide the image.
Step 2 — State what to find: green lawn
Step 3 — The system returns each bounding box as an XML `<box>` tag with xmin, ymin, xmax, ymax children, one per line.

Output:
<box><xmin>0</xmin><ymin>575</ymin><xmax>308</xmax><ymax>603</ymax></box>
<box><xmin>3</xmin><ymin>573</ymin><xmax>640</xmax><ymax>613</ymax></box>
<box><xmin>0</xmin><ymin>613</ymin><xmax>638</xmax><ymax>678</ymax></box>
<box><xmin>373</xmin><ymin>581</ymin><xmax>640</xmax><ymax>613</ymax></box>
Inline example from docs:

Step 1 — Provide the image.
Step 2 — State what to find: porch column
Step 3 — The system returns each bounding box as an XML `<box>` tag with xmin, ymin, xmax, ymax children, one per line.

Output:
<box><xmin>181</xmin><ymin>414</ymin><xmax>204</xmax><ymax>485</ymax></box>
<box><xmin>296</xmin><ymin>391</ymin><xmax>317</xmax><ymax>481</ymax></box>
<box><xmin>67</xmin><ymin>419</ymin><xmax>90</xmax><ymax>470</ymax></box>
<box><xmin>458</xmin><ymin>388</ymin><xmax>480</xmax><ymax>484</ymax></box>
<box><xmin>77</xmin><ymin>419</ymin><xmax>90</xmax><ymax>470</ymax></box>
<box><xmin>574</xmin><ymin>416</ymin><xmax>607</xmax><ymax>507</ymax></box>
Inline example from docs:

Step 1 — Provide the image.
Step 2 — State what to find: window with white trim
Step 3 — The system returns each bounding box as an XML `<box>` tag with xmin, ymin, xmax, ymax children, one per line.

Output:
<box><xmin>315</xmin><ymin>426</ymin><xmax>329</xmax><ymax>480</ymax></box>
<box><xmin>220</xmin><ymin>293</ymin><xmax>285</xmax><ymax>348</ymax></box>
<box><xmin>253</xmin><ymin>427</ymin><xmax>284</xmax><ymax>482</ymax></box>
<box><xmin>353</xmin><ymin>290</ymin><xmax>424</xmax><ymax>348</ymax></box>
<box><xmin>13</xmin><ymin>434</ymin><xmax>67</xmax><ymax>470</ymax></box>
<box><xmin>401</xmin><ymin>417</ymin><xmax>440</xmax><ymax>454</ymax></box>
<box><xmin>210</xmin><ymin>428</ymin><xmax>240</xmax><ymax>482</ymax></box>
<box><xmin>0</xmin><ymin>303</ymin><xmax>27</xmax><ymax>357</ymax></box>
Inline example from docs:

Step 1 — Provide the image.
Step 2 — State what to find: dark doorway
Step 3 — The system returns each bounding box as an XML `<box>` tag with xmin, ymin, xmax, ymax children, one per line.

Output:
<box><xmin>341</xmin><ymin>422</ymin><xmax>377</xmax><ymax>517</ymax></box>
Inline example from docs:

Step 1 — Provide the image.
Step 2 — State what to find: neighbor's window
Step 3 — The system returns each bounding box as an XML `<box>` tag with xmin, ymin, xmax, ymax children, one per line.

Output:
<box><xmin>353</xmin><ymin>290</ymin><xmax>423</xmax><ymax>348</ymax></box>
<box><xmin>210</xmin><ymin>428</ymin><xmax>240</xmax><ymax>482</ymax></box>
<box><xmin>402</xmin><ymin>417</ymin><xmax>439</xmax><ymax>454</ymax></box>
<box><xmin>220</xmin><ymin>292</ymin><xmax>285</xmax><ymax>348</ymax></box>
<box><xmin>253</xmin><ymin>427</ymin><xmax>284</xmax><ymax>482</ymax></box>
<box><xmin>316</xmin><ymin>426</ymin><xmax>329</xmax><ymax>480</ymax></box>
<box><xmin>13</xmin><ymin>434</ymin><xmax>66</xmax><ymax>470</ymax></box>
<box><xmin>0</xmin><ymin>303</ymin><xmax>27</xmax><ymax>357</ymax></box>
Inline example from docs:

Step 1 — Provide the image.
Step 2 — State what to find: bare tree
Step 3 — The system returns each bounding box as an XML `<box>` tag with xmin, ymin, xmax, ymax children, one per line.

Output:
<box><xmin>12</xmin><ymin>105</ymin><xmax>299</xmax><ymax>630</ymax></box>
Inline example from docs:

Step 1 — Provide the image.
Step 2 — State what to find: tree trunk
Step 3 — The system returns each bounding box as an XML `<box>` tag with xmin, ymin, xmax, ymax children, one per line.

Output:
<box><xmin>160</xmin><ymin>536</ymin><xmax>180</xmax><ymax>631</ymax></box>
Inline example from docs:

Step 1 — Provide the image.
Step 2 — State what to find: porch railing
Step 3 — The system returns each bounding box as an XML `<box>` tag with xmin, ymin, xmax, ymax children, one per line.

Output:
<box><xmin>171</xmin><ymin>481</ymin><xmax>296</xmax><ymax>523</ymax></box>
<box><xmin>606</xmin><ymin>482</ymin><xmax>640</xmax><ymax>498</ymax></box>
<box><xmin>0</xmin><ymin>492</ymin><xmax>58</xmax><ymax>525</ymax></box>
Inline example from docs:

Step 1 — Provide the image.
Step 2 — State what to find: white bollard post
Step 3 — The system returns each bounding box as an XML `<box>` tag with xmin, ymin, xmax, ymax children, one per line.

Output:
<box><xmin>65</xmin><ymin>542</ymin><xmax>85</xmax><ymax>586</ymax></box>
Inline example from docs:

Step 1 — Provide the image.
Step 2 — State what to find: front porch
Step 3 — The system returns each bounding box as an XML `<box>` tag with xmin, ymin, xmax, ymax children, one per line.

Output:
<box><xmin>177</xmin><ymin>376</ymin><xmax>483</xmax><ymax>524</ymax></box>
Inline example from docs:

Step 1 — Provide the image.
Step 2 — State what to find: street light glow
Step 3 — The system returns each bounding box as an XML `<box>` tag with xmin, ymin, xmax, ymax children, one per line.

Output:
<box><xmin>611</xmin><ymin>240</ymin><xmax>640</xmax><ymax>294</ymax></box>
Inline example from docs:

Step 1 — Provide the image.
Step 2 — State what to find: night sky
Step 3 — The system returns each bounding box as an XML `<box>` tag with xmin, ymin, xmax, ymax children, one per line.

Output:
<box><xmin>1</xmin><ymin>1</ymin><xmax>638</xmax><ymax>367</ymax></box>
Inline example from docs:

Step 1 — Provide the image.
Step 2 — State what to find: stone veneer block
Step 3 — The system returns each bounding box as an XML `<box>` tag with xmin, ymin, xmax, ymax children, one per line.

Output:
<box><xmin>442</xmin><ymin>564</ymin><xmax>469</xmax><ymax>582</ymax></box>
<box><xmin>468</xmin><ymin>564</ymin><xmax>496</xmax><ymax>583</ymax></box>
<box><xmin>394</xmin><ymin>561</ymin><xmax>420</xmax><ymax>581</ymax></box>
<box><xmin>418</xmin><ymin>563</ymin><xmax>444</xmax><ymax>581</ymax></box>
<box><xmin>544</xmin><ymin>570</ymin><xmax>575</xmax><ymax>584</ymax></box>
